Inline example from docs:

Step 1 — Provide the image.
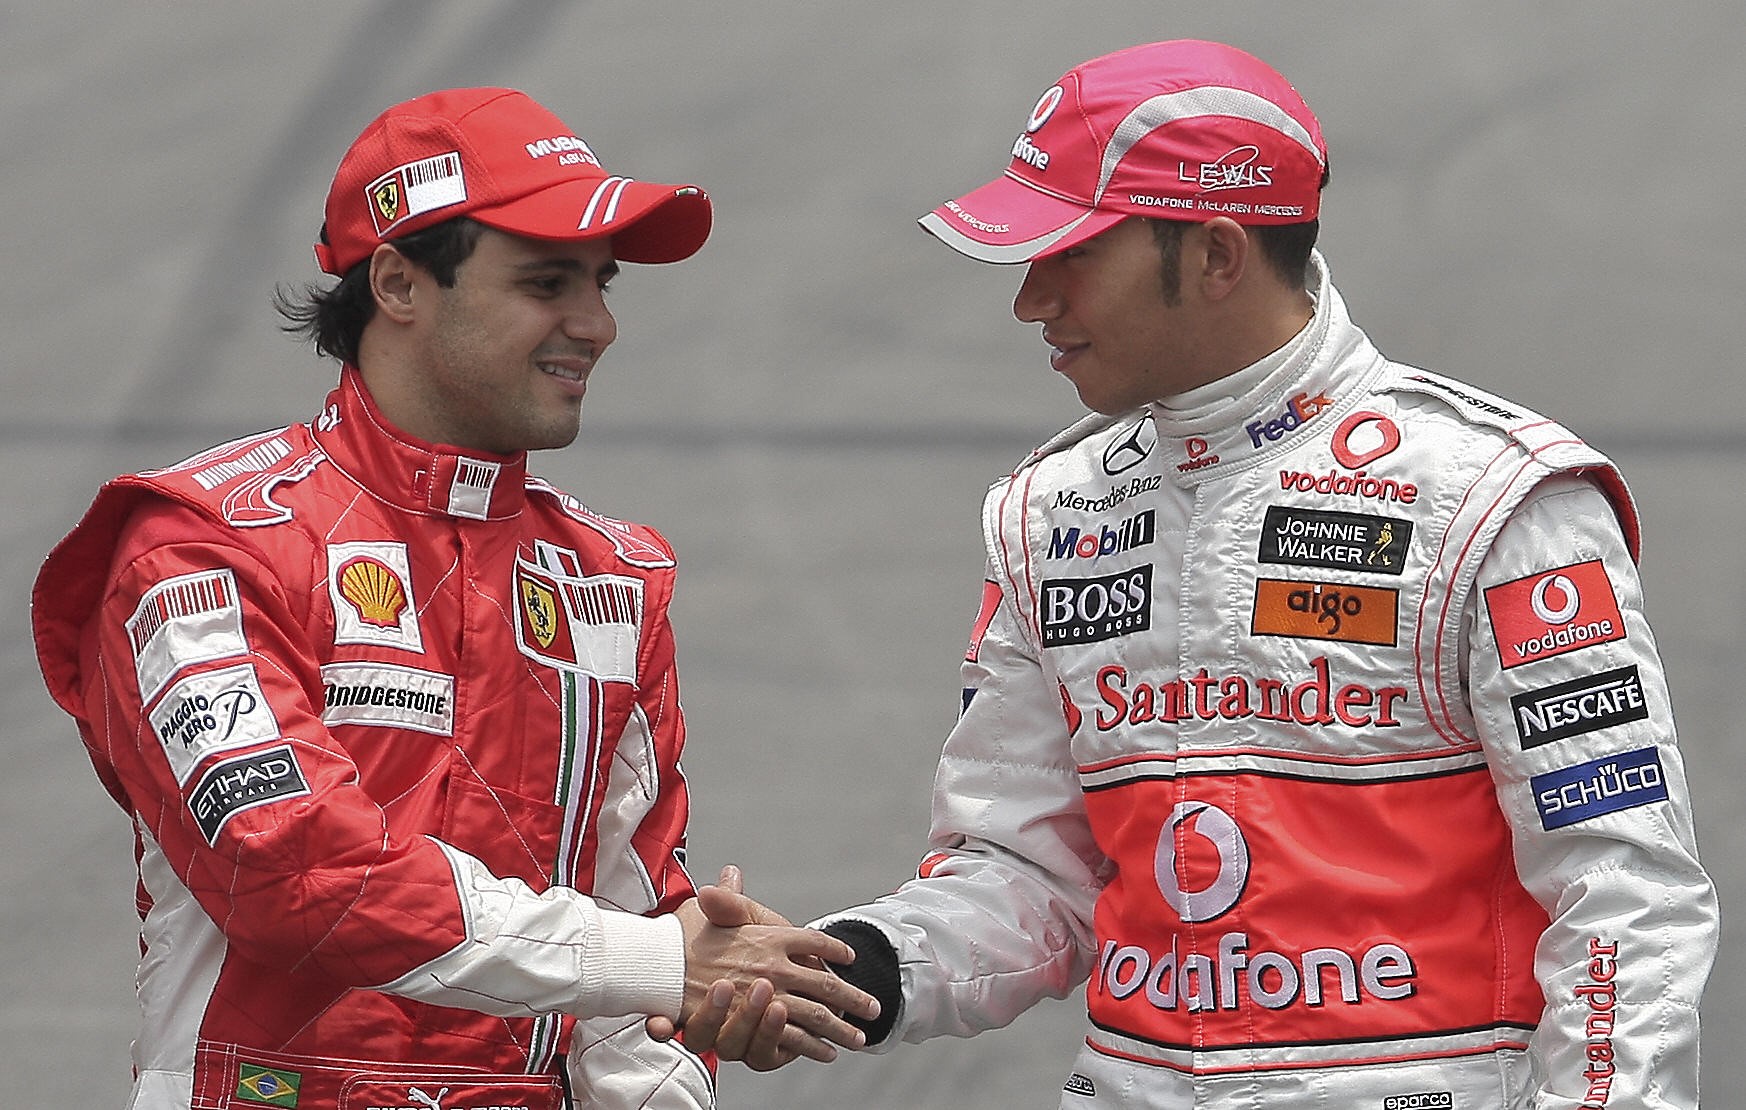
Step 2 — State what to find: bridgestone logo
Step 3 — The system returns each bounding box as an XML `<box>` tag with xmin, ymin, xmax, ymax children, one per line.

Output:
<box><xmin>321</xmin><ymin>663</ymin><xmax>455</xmax><ymax>736</ymax></box>
<box><xmin>1510</xmin><ymin>665</ymin><xmax>1649</xmax><ymax>749</ymax></box>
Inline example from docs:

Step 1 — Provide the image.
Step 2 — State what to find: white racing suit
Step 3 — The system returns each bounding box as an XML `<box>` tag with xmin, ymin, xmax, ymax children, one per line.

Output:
<box><xmin>820</xmin><ymin>256</ymin><xmax>1717</xmax><ymax>1108</ymax></box>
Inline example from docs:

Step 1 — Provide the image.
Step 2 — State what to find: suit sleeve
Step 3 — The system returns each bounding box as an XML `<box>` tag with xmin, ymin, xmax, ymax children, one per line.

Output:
<box><xmin>86</xmin><ymin>501</ymin><xmax>685</xmax><ymax>1021</ymax></box>
<box><xmin>1464</xmin><ymin>472</ymin><xmax>1717</xmax><ymax>1110</ymax></box>
<box><xmin>815</xmin><ymin>557</ymin><xmax>1107</xmax><ymax>1047</ymax></box>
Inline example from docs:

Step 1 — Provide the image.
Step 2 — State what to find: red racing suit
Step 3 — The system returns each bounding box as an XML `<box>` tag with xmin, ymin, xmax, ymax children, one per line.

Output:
<box><xmin>33</xmin><ymin>368</ymin><xmax>714</xmax><ymax>1110</ymax></box>
<box><xmin>819</xmin><ymin>256</ymin><xmax>1717</xmax><ymax>1108</ymax></box>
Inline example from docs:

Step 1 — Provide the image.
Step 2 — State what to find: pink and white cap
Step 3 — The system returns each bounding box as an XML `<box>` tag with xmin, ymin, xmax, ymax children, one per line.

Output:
<box><xmin>919</xmin><ymin>40</ymin><xmax>1326</xmax><ymax>263</ymax></box>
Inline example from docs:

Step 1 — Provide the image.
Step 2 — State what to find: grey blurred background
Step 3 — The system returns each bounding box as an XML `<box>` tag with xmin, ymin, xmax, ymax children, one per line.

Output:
<box><xmin>4</xmin><ymin>2</ymin><xmax>1739</xmax><ymax>1106</ymax></box>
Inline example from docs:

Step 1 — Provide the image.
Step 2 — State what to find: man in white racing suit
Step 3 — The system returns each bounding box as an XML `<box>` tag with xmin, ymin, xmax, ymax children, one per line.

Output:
<box><xmin>683</xmin><ymin>39</ymin><xmax>1719</xmax><ymax>1109</ymax></box>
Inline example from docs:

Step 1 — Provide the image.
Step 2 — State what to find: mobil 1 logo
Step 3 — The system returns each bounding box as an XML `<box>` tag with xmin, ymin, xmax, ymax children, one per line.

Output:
<box><xmin>1041</xmin><ymin>565</ymin><xmax>1152</xmax><ymax>647</ymax></box>
<box><xmin>1510</xmin><ymin>665</ymin><xmax>1650</xmax><ymax>749</ymax></box>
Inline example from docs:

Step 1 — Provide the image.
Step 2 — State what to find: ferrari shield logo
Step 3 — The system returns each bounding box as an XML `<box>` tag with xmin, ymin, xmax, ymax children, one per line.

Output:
<box><xmin>521</xmin><ymin>577</ymin><xmax>559</xmax><ymax>649</ymax></box>
<box><xmin>372</xmin><ymin>178</ymin><xmax>401</xmax><ymax>224</ymax></box>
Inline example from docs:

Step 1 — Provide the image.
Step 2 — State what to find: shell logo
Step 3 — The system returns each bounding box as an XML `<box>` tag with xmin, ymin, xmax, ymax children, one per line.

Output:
<box><xmin>336</xmin><ymin>556</ymin><xmax>408</xmax><ymax>628</ymax></box>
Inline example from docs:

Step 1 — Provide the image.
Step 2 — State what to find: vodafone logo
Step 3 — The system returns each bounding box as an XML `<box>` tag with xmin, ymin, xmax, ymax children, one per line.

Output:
<box><xmin>1155</xmin><ymin>801</ymin><xmax>1249</xmax><ymax>923</ymax></box>
<box><xmin>1177</xmin><ymin>435</ymin><xmax>1221</xmax><ymax>473</ymax></box>
<box><xmin>1331</xmin><ymin>411</ymin><xmax>1401</xmax><ymax>468</ymax></box>
<box><xmin>1097</xmin><ymin>801</ymin><xmax>1420</xmax><ymax>1015</ymax></box>
<box><xmin>1530</xmin><ymin>573</ymin><xmax>1581</xmax><ymax>624</ymax></box>
<box><xmin>1027</xmin><ymin>85</ymin><xmax>1064</xmax><ymax>132</ymax></box>
<box><xmin>1484</xmin><ymin>559</ymin><xmax>1626</xmax><ymax>668</ymax></box>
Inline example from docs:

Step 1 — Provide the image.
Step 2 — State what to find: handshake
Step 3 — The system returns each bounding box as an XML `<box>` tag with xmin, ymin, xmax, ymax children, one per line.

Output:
<box><xmin>652</xmin><ymin>865</ymin><xmax>884</xmax><ymax>1071</ymax></box>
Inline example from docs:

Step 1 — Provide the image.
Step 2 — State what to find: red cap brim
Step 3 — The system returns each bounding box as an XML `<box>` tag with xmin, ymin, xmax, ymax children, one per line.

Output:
<box><xmin>918</xmin><ymin>173</ymin><xmax>1125</xmax><ymax>263</ymax></box>
<box><xmin>472</xmin><ymin>178</ymin><xmax>713</xmax><ymax>264</ymax></box>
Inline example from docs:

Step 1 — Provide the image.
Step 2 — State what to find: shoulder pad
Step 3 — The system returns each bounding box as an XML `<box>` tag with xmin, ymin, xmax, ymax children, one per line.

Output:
<box><xmin>135</xmin><ymin>425</ymin><xmax>324</xmax><ymax>528</ymax></box>
<box><xmin>1388</xmin><ymin>369</ymin><xmax>1606</xmax><ymax>464</ymax></box>
<box><xmin>525</xmin><ymin>477</ymin><xmax>675</xmax><ymax>569</ymax></box>
<box><xmin>1013</xmin><ymin>408</ymin><xmax>1143</xmax><ymax>475</ymax></box>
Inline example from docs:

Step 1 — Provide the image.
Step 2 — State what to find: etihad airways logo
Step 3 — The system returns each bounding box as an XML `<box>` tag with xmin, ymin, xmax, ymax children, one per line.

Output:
<box><xmin>1094</xmin><ymin>800</ymin><xmax>1417</xmax><ymax>1013</ymax></box>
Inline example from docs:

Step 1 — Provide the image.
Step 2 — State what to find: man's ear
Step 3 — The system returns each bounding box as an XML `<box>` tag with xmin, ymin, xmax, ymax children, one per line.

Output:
<box><xmin>1197</xmin><ymin>216</ymin><xmax>1250</xmax><ymax>302</ymax></box>
<box><xmin>368</xmin><ymin>243</ymin><xmax>420</xmax><ymax>324</ymax></box>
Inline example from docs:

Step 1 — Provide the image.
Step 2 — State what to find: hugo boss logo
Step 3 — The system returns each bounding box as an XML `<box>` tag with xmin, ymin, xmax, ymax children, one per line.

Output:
<box><xmin>1251</xmin><ymin>578</ymin><xmax>1398</xmax><ymax>646</ymax></box>
<box><xmin>1040</xmin><ymin>565</ymin><xmax>1153</xmax><ymax>647</ymax></box>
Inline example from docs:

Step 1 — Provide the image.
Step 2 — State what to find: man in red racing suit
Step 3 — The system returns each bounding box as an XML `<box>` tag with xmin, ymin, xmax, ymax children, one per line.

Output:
<box><xmin>32</xmin><ymin>87</ymin><xmax>872</xmax><ymax>1110</ymax></box>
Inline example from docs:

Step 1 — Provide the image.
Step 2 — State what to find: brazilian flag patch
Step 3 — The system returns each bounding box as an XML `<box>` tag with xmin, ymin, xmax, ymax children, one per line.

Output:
<box><xmin>235</xmin><ymin>1063</ymin><xmax>301</xmax><ymax>1107</ymax></box>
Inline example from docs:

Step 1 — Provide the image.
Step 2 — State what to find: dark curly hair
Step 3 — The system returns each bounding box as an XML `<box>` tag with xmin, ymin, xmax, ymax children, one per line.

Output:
<box><xmin>275</xmin><ymin>217</ymin><xmax>487</xmax><ymax>364</ymax></box>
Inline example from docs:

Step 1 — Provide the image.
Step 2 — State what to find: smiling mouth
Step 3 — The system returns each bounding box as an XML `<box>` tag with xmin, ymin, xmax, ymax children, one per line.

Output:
<box><xmin>540</xmin><ymin>364</ymin><xmax>584</xmax><ymax>382</ymax></box>
<box><xmin>1048</xmin><ymin>342</ymin><xmax>1086</xmax><ymax>373</ymax></box>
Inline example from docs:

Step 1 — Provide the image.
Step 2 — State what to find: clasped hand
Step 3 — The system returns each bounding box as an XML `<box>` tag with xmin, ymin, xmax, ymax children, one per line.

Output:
<box><xmin>648</xmin><ymin>865</ymin><xmax>877</xmax><ymax>1071</ymax></box>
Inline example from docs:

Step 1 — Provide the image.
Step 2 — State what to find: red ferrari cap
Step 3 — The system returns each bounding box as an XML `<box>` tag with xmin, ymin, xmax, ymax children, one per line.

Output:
<box><xmin>919</xmin><ymin>40</ymin><xmax>1326</xmax><ymax>263</ymax></box>
<box><xmin>315</xmin><ymin>87</ymin><xmax>712</xmax><ymax>275</ymax></box>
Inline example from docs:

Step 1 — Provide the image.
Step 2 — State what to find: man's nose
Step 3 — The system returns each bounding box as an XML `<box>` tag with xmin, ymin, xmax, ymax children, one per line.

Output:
<box><xmin>1012</xmin><ymin>261</ymin><xmax>1060</xmax><ymax>323</ymax></box>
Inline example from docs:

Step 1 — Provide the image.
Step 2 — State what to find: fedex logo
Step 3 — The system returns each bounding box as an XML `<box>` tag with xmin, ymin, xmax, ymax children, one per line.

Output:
<box><xmin>1246</xmin><ymin>391</ymin><xmax>1333</xmax><ymax>448</ymax></box>
<box><xmin>1485</xmin><ymin>560</ymin><xmax>1625</xmax><ymax>668</ymax></box>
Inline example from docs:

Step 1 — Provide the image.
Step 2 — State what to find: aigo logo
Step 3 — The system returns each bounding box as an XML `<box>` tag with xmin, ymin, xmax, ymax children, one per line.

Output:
<box><xmin>1485</xmin><ymin>559</ymin><xmax>1625</xmax><ymax>669</ymax></box>
<box><xmin>1156</xmin><ymin>801</ymin><xmax>1249</xmax><ymax>923</ymax></box>
<box><xmin>1251</xmin><ymin>578</ymin><xmax>1399</xmax><ymax>646</ymax></box>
